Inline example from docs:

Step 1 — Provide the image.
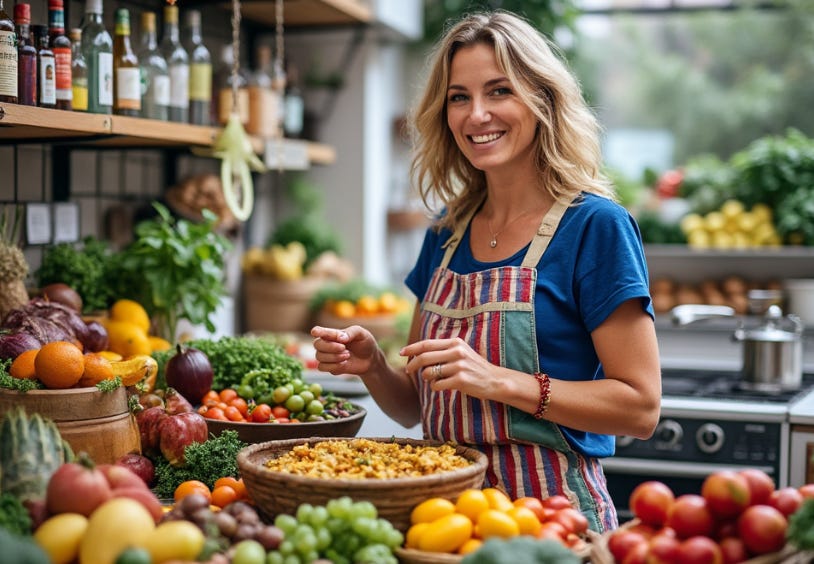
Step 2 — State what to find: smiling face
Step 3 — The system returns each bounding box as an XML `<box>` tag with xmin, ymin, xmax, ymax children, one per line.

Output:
<box><xmin>446</xmin><ymin>43</ymin><xmax>539</xmax><ymax>177</ymax></box>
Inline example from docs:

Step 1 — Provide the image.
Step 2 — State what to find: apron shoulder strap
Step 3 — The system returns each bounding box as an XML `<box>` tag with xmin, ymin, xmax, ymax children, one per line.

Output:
<box><xmin>440</xmin><ymin>204</ymin><xmax>480</xmax><ymax>269</ymax></box>
<box><xmin>521</xmin><ymin>198</ymin><xmax>570</xmax><ymax>268</ymax></box>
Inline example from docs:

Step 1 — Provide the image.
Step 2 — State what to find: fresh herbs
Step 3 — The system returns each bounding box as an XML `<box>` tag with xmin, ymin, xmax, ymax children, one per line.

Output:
<box><xmin>0</xmin><ymin>493</ymin><xmax>33</xmax><ymax>536</ymax></box>
<box><xmin>118</xmin><ymin>203</ymin><xmax>231</xmax><ymax>340</ymax></box>
<box><xmin>96</xmin><ymin>377</ymin><xmax>123</xmax><ymax>393</ymax></box>
<box><xmin>152</xmin><ymin>430</ymin><xmax>246</xmax><ymax>499</ymax></box>
<box><xmin>788</xmin><ymin>498</ymin><xmax>814</xmax><ymax>550</ymax></box>
<box><xmin>0</xmin><ymin>360</ymin><xmax>42</xmax><ymax>392</ymax></box>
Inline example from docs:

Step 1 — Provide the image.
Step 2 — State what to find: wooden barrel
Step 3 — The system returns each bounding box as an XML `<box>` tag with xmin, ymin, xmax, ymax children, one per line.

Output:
<box><xmin>0</xmin><ymin>386</ymin><xmax>141</xmax><ymax>464</ymax></box>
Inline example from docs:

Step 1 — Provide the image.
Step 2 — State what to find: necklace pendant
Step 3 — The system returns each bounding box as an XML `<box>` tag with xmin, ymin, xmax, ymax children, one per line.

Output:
<box><xmin>490</xmin><ymin>237</ymin><xmax>497</xmax><ymax>248</ymax></box>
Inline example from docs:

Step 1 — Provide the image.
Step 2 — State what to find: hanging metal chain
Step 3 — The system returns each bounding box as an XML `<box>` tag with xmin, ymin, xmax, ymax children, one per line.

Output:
<box><xmin>272</xmin><ymin>0</ymin><xmax>286</xmax><ymax>171</ymax></box>
<box><xmin>230</xmin><ymin>0</ymin><xmax>242</xmax><ymax>114</ymax></box>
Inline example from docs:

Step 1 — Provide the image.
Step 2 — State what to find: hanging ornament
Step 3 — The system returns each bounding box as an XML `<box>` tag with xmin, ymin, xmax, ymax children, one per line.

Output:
<box><xmin>193</xmin><ymin>0</ymin><xmax>265</xmax><ymax>222</ymax></box>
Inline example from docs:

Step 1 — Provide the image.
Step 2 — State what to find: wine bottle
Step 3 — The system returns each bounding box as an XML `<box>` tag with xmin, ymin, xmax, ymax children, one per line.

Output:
<box><xmin>113</xmin><ymin>8</ymin><xmax>140</xmax><ymax>116</ymax></box>
<box><xmin>80</xmin><ymin>0</ymin><xmax>112</xmax><ymax>114</ymax></box>
<box><xmin>33</xmin><ymin>25</ymin><xmax>55</xmax><ymax>109</ymax></box>
<box><xmin>14</xmin><ymin>3</ymin><xmax>36</xmax><ymax>106</ymax></box>
<box><xmin>137</xmin><ymin>12</ymin><xmax>169</xmax><ymax>121</ymax></box>
<box><xmin>160</xmin><ymin>4</ymin><xmax>189</xmax><ymax>123</ymax></box>
<box><xmin>0</xmin><ymin>0</ymin><xmax>16</xmax><ymax>103</ymax></box>
<box><xmin>48</xmin><ymin>0</ymin><xmax>71</xmax><ymax>110</ymax></box>
<box><xmin>183</xmin><ymin>9</ymin><xmax>211</xmax><ymax>125</ymax></box>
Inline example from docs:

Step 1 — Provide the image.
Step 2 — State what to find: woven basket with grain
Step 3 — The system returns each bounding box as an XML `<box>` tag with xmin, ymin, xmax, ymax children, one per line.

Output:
<box><xmin>237</xmin><ymin>436</ymin><xmax>488</xmax><ymax>532</ymax></box>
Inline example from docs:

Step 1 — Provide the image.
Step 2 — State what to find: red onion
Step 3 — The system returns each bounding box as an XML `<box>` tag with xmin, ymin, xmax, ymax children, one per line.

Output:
<box><xmin>165</xmin><ymin>344</ymin><xmax>214</xmax><ymax>404</ymax></box>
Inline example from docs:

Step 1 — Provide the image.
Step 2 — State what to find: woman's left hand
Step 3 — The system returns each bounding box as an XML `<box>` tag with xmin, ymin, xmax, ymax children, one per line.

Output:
<box><xmin>400</xmin><ymin>337</ymin><xmax>501</xmax><ymax>398</ymax></box>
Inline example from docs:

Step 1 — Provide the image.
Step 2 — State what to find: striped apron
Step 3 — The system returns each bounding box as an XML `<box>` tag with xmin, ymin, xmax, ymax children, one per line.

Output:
<box><xmin>416</xmin><ymin>199</ymin><xmax>617</xmax><ymax>532</ymax></box>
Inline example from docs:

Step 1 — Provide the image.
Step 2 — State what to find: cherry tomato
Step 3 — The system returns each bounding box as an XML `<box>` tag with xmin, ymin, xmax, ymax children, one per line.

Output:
<box><xmin>205</xmin><ymin>407</ymin><xmax>227</xmax><ymax>421</ymax></box>
<box><xmin>251</xmin><ymin>404</ymin><xmax>272</xmax><ymax>423</ymax></box>
<box><xmin>224</xmin><ymin>405</ymin><xmax>244</xmax><ymax>422</ymax></box>
<box><xmin>229</xmin><ymin>397</ymin><xmax>249</xmax><ymax>417</ymax></box>
<box><xmin>219</xmin><ymin>388</ymin><xmax>238</xmax><ymax>403</ymax></box>
<box><xmin>202</xmin><ymin>390</ymin><xmax>220</xmax><ymax>407</ymax></box>
<box><xmin>271</xmin><ymin>405</ymin><xmax>290</xmax><ymax>420</ymax></box>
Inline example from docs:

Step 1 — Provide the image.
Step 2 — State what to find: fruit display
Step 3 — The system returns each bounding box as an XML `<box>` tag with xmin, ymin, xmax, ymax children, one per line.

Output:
<box><xmin>679</xmin><ymin>200</ymin><xmax>780</xmax><ymax>250</ymax></box>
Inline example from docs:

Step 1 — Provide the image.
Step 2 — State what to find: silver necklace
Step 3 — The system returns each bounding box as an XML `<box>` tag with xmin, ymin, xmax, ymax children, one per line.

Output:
<box><xmin>486</xmin><ymin>209</ymin><xmax>536</xmax><ymax>248</ymax></box>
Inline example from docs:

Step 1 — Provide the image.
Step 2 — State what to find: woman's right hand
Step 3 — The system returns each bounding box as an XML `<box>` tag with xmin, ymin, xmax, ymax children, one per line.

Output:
<box><xmin>310</xmin><ymin>325</ymin><xmax>379</xmax><ymax>377</ymax></box>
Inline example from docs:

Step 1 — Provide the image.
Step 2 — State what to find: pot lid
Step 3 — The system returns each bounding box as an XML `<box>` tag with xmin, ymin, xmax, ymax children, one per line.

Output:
<box><xmin>734</xmin><ymin>304</ymin><xmax>803</xmax><ymax>342</ymax></box>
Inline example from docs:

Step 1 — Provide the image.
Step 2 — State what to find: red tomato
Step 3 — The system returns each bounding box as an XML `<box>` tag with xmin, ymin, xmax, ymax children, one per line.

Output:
<box><xmin>676</xmin><ymin>536</ymin><xmax>723</xmax><ymax>564</ymax></box>
<box><xmin>536</xmin><ymin>521</ymin><xmax>567</xmax><ymax>542</ymax></box>
<box><xmin>513</xmin><ymin>496</ymin><xmax>546</xmax><ymax>523</ymax></box>
<box><xmin>718</xmin><ymin>536</ymin><xmax>749</xmax><ymax>564</ymax></box>
<box><xmin>738</xmin><ymin>468</ymin><xmax>776</xmax><ymax>506</ymax></box>
<box><xmin>607</xmin><ymin>529</ymin><xmax>649</xmax><ymax>563</ymax></box>
<box><xmin>228</xmin><ymin>397</ymin><xmax>249</xmax><ymax>417</ymax></box>
<box><xmin>629</xmin><ymin>480</ymin><xmax>675</xmax><ymax>528</ymax></box>
<box><xmin>666</xmin><ymin>494</ymin><xmax>715</xmax><ymax>539</ymax></box>
<box><xmin>223</xmin><ymin>405</ymin><xmax>244</xmax><ymax>422</ymax></box>
<box><xmin>549</xmin><ymin>507</ymin><xmax>588</xmax><ymax>536</ymax></box>
<box><xmin>201</xmin><ymin>390</ymin><xmax>220</xmax><ymax>407</ymax></box>
<box><xmin>251</xmin><ymin>403</ymin><xmax>272</xmax><ymax>423</ymax></box>
<box><xmin>218</xmin><ymin>388</ymin><xmax>238</xmax><ymax>403</ymax></box>
<box><xmin>541</xmin><ymin>494</ymin><xmax>572</xmax><ymax>510</ymax></box>
<box><xmin>736</xmin><ymin>504</ymin><xmax>788</xmax><ymax>555</ymax></box>
<box><xmin>204</xmin><ymin>407</ymin><xmax>227</xmax><ymax>421</ymax></box>
<box><xmin>701</xmin><ymin>470</ymin><xmax>751</xmax><ymax>519</ymax></box>
<box><xmin>648</xmin><ymin>531</ymin><xmax>681</xmax><ymax>564</ymax></box>
<box><xmin>799</xmin><ymin>483</ymin><xmax>814</xmax><ymax>499</ymax></box>
<box><xmin>767</xmin><ymin>486</ymin><xmax>804</xmax><ymax>517</ymax></box>
<box><xmin>271</xmin><ymin>405</ymin><xmax>290</xmax><ymax>420</ymax></box>
<box><xmin>622</xmin><ymin>539</ymin><xmax>649</xmax><ymax>564</ymax></box>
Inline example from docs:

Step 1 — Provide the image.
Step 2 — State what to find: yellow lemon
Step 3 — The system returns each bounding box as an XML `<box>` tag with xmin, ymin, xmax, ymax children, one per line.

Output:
<box><xmin>405</xmin><ymin>522</ymin><xmax>431</xmax><ymax>549</ymax></box>
<box><xmin>34</xmin><ymin>513</ymin><xmax>89</xmax><ymax>564</ymax></box>
<box><xmin>110</xmin><ymin>299</ymin><xmax>151</xmax><ymax>333</ymax></box>
<box><xmin>750</xmin><ymin>202</ymin><xmax>773</xmax><ymax>223</ymax></box>
<box><xmin>679</xmin><ymin>213</ymin><xmax>704</xmax><ymax>235</ymax></box>
<box><xmin>482</xmin><ymin>487</ymin><xmax>514</xmax><ymax>512</ymax></box>
<box><xmin>105</xmin><ymin>320</ymin><xmax>152</xmax><ymax>358</ymax></box>
<box><xmin>410</xmin><ymin>497</ymin><xmax>456</xmax><ymax>525</ymax></box>
<box><xmin>458</xmin><ymin>538</ymin><xmax>483</xmax><ymax>555</ymax></box>
<box><xmin>704</xmin><ymin>211</ymin><xmax>726</xmax><ymax>233</ymax></box>
<box><xmin>720</xmin><ymin>199</ymin><xmax>745</xmax><ymax>219</ymax></box>
<box><xmin>144</xmin><ymin>520</ymin><xmax>206</xmax><ymax>564</ymax></box>
<box><xmin>455</xmin><ymin>489</ymin><xmax>491</xmax><ymax>522</ymax></box>
<box><xmin>506</xmin><ymin>505</ymin><xmax>542</xmax><ymax>536</ymax></box>
<box><xmin>417</xmin><ymin>513</ymin><xmax>473</xmax><ymax>553</ymax></box>
<box><xmin>476</xmin><ymin>508</ymin><xmax>520</xmax><ymax>540</ymax></box>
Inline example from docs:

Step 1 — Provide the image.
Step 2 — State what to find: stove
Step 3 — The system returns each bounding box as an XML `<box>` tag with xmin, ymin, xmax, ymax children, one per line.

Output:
<box><xmin>601</xmin><ymin>368</ymin><xmax>814</xmax><ymax>520</ymax></box>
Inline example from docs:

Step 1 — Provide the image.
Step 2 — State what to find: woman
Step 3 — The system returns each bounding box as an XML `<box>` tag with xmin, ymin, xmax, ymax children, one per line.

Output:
<box><xmin>310</xmin><ymin>10</ymin><xmax>661</xmax><ymax>532</ymax></box>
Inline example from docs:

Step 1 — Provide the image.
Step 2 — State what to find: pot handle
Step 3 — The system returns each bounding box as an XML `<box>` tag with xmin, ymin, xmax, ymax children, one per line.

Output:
<box><xmin>671</xmin><ymin>304</ymin><xmax>736</xmax><ymax>327</ymax></box>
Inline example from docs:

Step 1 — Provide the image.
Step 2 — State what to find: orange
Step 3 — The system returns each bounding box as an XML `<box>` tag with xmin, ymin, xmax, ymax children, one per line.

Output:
<box><xmin>105</xmin><ymin>320</ymin><xmax>151</xmax><ymax>358</ymax></box>
<box><xmin>214</xmin><ymin>477</ymin><xmax>247</xmax><ymax>500</ymax></box>
<box><xmin>110</xmin><ymin>299</ymin><xmax>151</xmax><ymax>333</ymax></box>
<box><xmin>174</xmin><ymin>480</ymin><xmax>212</xmax><ymax>504</ymax></box>
<box><xmin>331</xmin><ymin>300</ymin><xmax>356</xmax><ymax>319</ymax></box>
<box><xmin>355</xmin><ymin>295</ymin><xmax>380</xmax><ymax>315</ymax></box>
<box><xmin>147</xmin><ymin>336</ymin><xmax>172</xmax><ymax>352</ymax></box>
<box><xmin>9</xmin><ymin>349</ymin><xmax>39</xmax><ymax>380</ymax></box>
<box><xmin>34</xmin><ymin>341</ymin><xmax>85</xmax><ymax>389</ymax></box>
<box><xmin>211</xmin><ymin>485</ymin><xmax>238</xmax><ymax>509</ymax></box>
<box><xmin>455</xmin><ymin>489</ymin><xmax>490</xmax><ymax>522</ymax></box>
<box><xmin>78</xmin><ymin>353</ymin><xmax>115</xmax><ymax>387</ymax></box>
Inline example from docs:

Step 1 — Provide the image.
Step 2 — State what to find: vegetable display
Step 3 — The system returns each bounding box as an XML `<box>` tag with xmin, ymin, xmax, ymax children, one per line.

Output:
<box><xmin>0</xmin><ymin>205</ymin><xmax>29</xmax><ymax>318</ymax></box>
<box><xmin>461</xmin><ymin>537</ymin><xmax>580</xmax><ymax>563</ymax></box>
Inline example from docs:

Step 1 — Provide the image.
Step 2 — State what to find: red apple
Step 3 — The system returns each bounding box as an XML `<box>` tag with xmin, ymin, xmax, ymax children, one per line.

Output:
<box><xmin>767</xmin><ymin>486</ymin><xmax>804</xmax><ymax>517</ymax></box>
<box><xmin>115</xmin><ymin>453</ymin><xmax>156</xmax><ymax>488</ymax></box>
<box><xmin>737</xmin><ymin>504</ymin><xmax>787</xmax><ymax>555</ymax></box>
<box><xmin>666</xmin><ymin>494</ymin><xmax>715</xmax><ymax>539</ymax></box>
<box><xmin>738</xmin><ymin>468</ymin><xmax>775</xmax><ymax>506</ymax></box>
<box><xmin>701</xmin><ymin>470</ymin><xmax>751</xmax><ymax>519</ymax></box>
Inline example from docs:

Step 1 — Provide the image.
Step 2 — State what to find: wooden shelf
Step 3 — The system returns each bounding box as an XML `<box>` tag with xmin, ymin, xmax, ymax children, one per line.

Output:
<box><xmin>237</xmin><ymin>0</ymin><xmax>372</xmax><ymax>28</ymax></box>
<box><xmin>0</xmin><ymin>104</ymin><xmax>335</xmax><ymax>166</ymax></box>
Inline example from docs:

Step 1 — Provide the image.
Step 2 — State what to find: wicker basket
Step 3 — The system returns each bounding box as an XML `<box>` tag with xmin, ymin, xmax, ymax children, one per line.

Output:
<box><xmin>237</xmin><ymin>436</ymin><xmax>488</xmax><ymax>532</ymax></box>
<box><xmin>395</xmin><ymin>547</ymin><xmax>464</xmax><ymax>563</ymax></box>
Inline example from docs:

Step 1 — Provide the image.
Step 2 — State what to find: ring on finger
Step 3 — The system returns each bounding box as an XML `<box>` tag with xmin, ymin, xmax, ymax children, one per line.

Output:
<box><xmin>432</xmin><ymin>363</ymin><xmax>442</xmax><ymax>378</ymax></box>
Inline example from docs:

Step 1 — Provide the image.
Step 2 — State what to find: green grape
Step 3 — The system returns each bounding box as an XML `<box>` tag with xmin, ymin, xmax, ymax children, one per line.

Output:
<box><xmin>308</xmin><ymin>505</ymin><xmax>329</xmax><ymax>528</ymax></box>
<box><xmin>295</xmin><ymin>503</ymin><xmax>314</xmax><ymax>523</ymax></box>
<box><xmin>384</xmin><ymin>528</ymin><xmax>404</xmax><ymax>548</ymax></box>
<box><xmin>299</xmin><ymin>390</ymin><xmax>315</xmax><ymax>404</ymax></box>
<box><xmin>293</xmin><ymin>528</ymin><xmax>317</xmax><ymax>555</ymax></box>
<box><xmin>278</xmin><ymin>540</ymin><xmax>295</xmax><ymax>556</ymax></box>
<box><xmin>351</xmin><ymin>500</ymin><xmax>378</xmax><ymax>520</ymax></box>
<box><xmin>266</xmin><ymin>552</ymin><xmax>284</xmax><ymax>564</ymax></box>
<box><xmin>354</xmin><ymin>543</ymin><xmax>395</xmax><ymax>564</ymax></box>
<box><xmin>301</xmin><ymin>550</ymin><xmax>320</xmax><ymax>563</ymax></box>
<box><xmin>275</xmin><ymin>514</ymin><xmax>299</xmax><ymax>535</ymax></box>
<box><xmin>351</xmin><ymin>516</ymin><xmax>376</xmax><ymax>538</ymax></box>
<box><xmin>324</xmin><ymin>549</ymin><xmax>349</xmax><ymax>564</ymax></box>
<box><xmin>315</xmin><ymin>527</ymin><xmax>332</xmax><ymax>551</ymax></box>
<box><xmin>282</xmin><ymin>555</ymin><xmax>301</xmax><ymax>564</ymax></box>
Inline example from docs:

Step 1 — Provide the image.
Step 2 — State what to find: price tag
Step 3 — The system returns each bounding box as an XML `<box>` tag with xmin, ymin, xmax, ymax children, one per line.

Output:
<box><xmin>264</xmin><ymin>138</ymin><xmax>310</xmax><ymax>170</ymax></box>
<box><xmin>25</xmin><ymin>203</ymin><xmax>52</xmax><ymax>245</ymax></box>
<box><xmin>53</xmin><ymin>202</ymin><xmax>80</xmax><ymax>243</ymax></box>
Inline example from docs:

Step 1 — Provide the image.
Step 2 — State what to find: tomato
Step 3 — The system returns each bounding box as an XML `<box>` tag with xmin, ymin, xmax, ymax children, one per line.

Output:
<box><xmin>718</xmin><ymin>536</ymin><xmax>749</xmax><ymax>564</ymax></box>
<box><xmin>229</xmin><ymin>397</ymin><xmax>249</xmax><ymax>416</ymax></box>
<box><xmin>738</xmin><ymin>468</ymin><xmax>775</xmax><ymax>506</ymax></box>
<box><xmin>675</xmin><ymin>535</ymin><xmax>723</xmax><ymax>564</ymax></box>
<box><xmin>204</xmin><ymin>407</ymin><xmax>227</xmax><ymax>421</ymax></box>
<box><xmin>629</xmin><ymin>480</ymin><xmax>675</xmax><ymax>528</ymax></box>
<box><xmin>201</xmin><ymin>390</ymin><xmax>220</xmax><ymax>407</ymax></box>
<box><xmin>701</xmin><ymin>470</ymin><xmax>751</xmax><ymax>519</ymax></box>
<box><xmin>622</xmin><ymin>539</ymin><xmax>650</xmax><ymax>564</ymax></box>
<box><xmin>218</xmin><ymin>388</ymin><xmax>238</xmax><ymax>403</ymax></box>
<box><xmin>512</xmin><ymin>496</ymin><xmax>546</xmax><ymax>523</ymax></box>
<box><xmin>736</xmin><ymin>504</ymin><xmax>787</xmax><ymax>555</ymax></box>
<box><xmin>536</xmin><ymin>521</ymin><xmax>568</xmax><ymax>542</ymax></box>
<box><xmin>211</xmin><ymin>485</ymin><xmax>238</xmax><ymax>508</ymax></box>
<box><xmin>174</xmin><ymin>480</ymin><xmax>211</xmax><ymax>503</ymax></box>
<box><xmin>647</xmin><ymin>531</ymin><xmax>681</xmax><ymax>564</ymax></box>
<box><xmin>271</xmin><ymin>405</ymin><xmax>290</xmax><ymax>420</ymax></box>
<box><xmin>223</xmin><ymin>405</ymin><xmax>244</xmax><ymax>422</ymax></box>
<box><xmin>549</xmin><ymin>507</ymin><xmax>588</xmax><ymax>536</ymax></box>
<box><xmin>541</xmin><ymin>494</ymin><xmax>572</xmax><ymax>510</ymax></box>
<box><xmin>799</xmin><ymin>483</ymin><xmax>814</xmax><ymax>499</ymax></box>
<box><xmin>606</xmin><ymin>529</ymin><xmax>648</xmax><ymax>563</ymax></box>
<box><xmin>767</xmin><ymin>486</ymin><xmax>803</xmax><ymax>517</ymax></box>
<box><xmin>251</xmin><ymin>403</ymin><xmax>272</xmax><ymax>423</ymax></box>
<box><xmin>666</xmin><ymin>494</ymin><xmax>715</xmax><ymax>539</ymax></box>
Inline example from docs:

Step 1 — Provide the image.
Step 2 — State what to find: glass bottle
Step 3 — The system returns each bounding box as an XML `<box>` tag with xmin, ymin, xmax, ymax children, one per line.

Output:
<box><xmin>137</xmin><ymin>12</ymin><xmax>168</xmax><ymax>121</ymax></box>
<box><xmin>14</xmin><ymin>3</ymin><xmax>36</xmax><ymax>106</ymax></box>
<box><xmin>283</xmin><ymin>62</ymin><xmax>305</xmax><ymax>138</ymax></box>
<box><xmin>246</xmin><ymin>44</ymin><xmax>279</xmax><ymax>138</ymax></box>
<box><xmin>113</xmin><ymin>8</ymin><xmax>139</xmax><ymax>116</ymax></box>
<box><xmin>160</xmin><ymin>4</ymin><xmax>189</xmax><ymax>123</ymax></box>
<box><xmin>215</xmin><ymin>44</ymin><xmax>248</xmax><ymax>126</ymax></box>
<box><xmin>0</xmin><ymin>0</ymin><xmax>18</xmax><ymax>103</ymax></box>
<box><xmin>183</xmin><ymin>9</ymin><xmax>211</xmax><ymax>125</ymax></box>
<box><xmin>48</xmin><ymin>0</ymin><xmax>71</xmax><ymax>110</ymax></box>
<box><xmin>33</xmin><ymin>25</ymin><xmax>55</xmax><ymax>109</ymax></box>
<box><xmin>69</xmin><ymin>28</ymin><xmax>86</xmax><ymax>112</ymax></box>
<box><xmin>80</xmin><ymin>0</ymin><xmax>112</xmax><ymax>114</ymax></box>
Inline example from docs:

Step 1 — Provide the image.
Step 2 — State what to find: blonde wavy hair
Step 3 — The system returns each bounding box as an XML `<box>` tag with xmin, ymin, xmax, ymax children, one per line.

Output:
<box><xmin>409</xmin><ymin>10</ymin><xmax>615</xmax><ymax>233</ymax></box>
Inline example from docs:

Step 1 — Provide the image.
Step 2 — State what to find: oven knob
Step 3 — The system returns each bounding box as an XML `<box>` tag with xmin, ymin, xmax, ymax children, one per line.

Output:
<box><xmin>654</xmin><ymin>419</ymin><xmax>683</xmax><ymax>449</ymax></box>
<box><xmin>696</xmin><ymin>423</ymin><xmax>725</xmax><ymax>454</ymax></box>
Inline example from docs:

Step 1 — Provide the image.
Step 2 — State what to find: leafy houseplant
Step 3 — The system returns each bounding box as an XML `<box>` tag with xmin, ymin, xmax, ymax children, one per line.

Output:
<box><xmin>118</xmin><ymin>202</ymin><xmax>232</xmax><ymax>340</ymax></box>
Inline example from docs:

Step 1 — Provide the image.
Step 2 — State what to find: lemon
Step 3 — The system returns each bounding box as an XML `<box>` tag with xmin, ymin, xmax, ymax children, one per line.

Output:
<box><xmin>144</xmin><ymin>520</ymin><xmax>206</xmax><ymax>564</ymax></box>
<box><xmin>704</xmin><ymin>211</ymin><xmax>726</xmax><ymax>233</ymax></box>
<box><xmin>711</xmin><ymin>231</ymin><xmax>734</xmax><ymax>249</ymax></box>
<box><xmin>410</xmin><ymin>497</ymin><xmax>456</xmax><ymax>525</ymax></box>
<box><xmin>475</xmin><ymin>508</ymin><xmax>520</xmax><ymax>540</ymax></box>
<box><xmin>455</xmin><ymin>489</ymin><xmax>491</xmax><ymax>522</ymax></box>
<box><xmin>34</xmin><ymin>513</ymin><xmax>89</xmax><ymax>564</ymax></box>
<box><xmin>405</xmin><ymin>522</ymin><xmax>431</xmax><ymax>549</ymax></box>
<box><xmin>506</xmin><ymin>506</ymin><xmax>543</xmax><ymax>536</ymax></box>
<box><xmin>751</xmin><ymin>202</ymin><xmax>773</xmax><ymax>223</ymax></box>
<box><xmin>417</xmin><ymin>513</ymin><xmax>473</xmax><ymax>553</ymax></box>
<box><xmin>482</xmin><ymin>487</ymin><xmax>514</xmax><ymax>512</ymax></box>
<box><xmin>736</xmin><ymin>212</ymin><xmax>758</xmax><ymax>234</ymax></box>
<box><xmin>687</xmin><ymin>230</ymin><xmax>711</xmax><ymax>249</ymax></box>
<box><xmin>110</xmin><ymin>299</ymin><xmax>151</xmax><ymax>333</ymax></box>
<box><xmin>79</xmin><ymin>498</ymin><xmax>155</xmax><ymax>564</ymax></box>
<box><xmin>720</xmin><ymin>199</ymin><xmax>745</xmax><ymax>219</ymax></box>
<box><xmin>679</xmin><ymin>213</ymin><xmax>704</xmax><ymax>235</ymax></box>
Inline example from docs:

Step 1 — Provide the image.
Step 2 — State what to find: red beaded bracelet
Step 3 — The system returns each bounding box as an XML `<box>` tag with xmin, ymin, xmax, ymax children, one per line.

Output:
<box><xmin>533</xmin><ymin>372</ymin><xmax>551</xmax><ymax>420</ymax></box>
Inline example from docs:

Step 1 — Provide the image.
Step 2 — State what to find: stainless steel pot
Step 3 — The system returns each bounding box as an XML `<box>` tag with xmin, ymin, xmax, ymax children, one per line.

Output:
<box><xmin>733</xmin><ymin>305</ymin><xmax>803</xmax><ymax>392</ymax></box>
<box><xmin>670</xmin><ymin>304</ymin><xmax>804</xmax><ymax>392</ymax></box>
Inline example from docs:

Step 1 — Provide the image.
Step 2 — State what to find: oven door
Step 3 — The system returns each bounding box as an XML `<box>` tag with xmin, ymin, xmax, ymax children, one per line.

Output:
<box><xmin>601</xmin><ymin>458</ymin><xmax>778</xmax><ymax>522</ymax></box>
<box><xmin>789</xmin><ymin>426</ymin><xmax>814</xmax><ymax>487</ymax></box>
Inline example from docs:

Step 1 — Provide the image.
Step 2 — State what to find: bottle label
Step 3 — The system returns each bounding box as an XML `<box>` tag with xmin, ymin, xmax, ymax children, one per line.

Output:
<box><xmin>169</xmin><ymin>63</ymin><xmax>189</xmax><ymax>109</ymax></box>
<box><xmin>39</xmin><ymin>57</ymin><xmax>57</xmax><ymax>105</ymax></box>
<box><xmin>0</xmin><ymin>30</ymin><xmax>18</xmax><ymax>97</ymax></box>
<box><xmin>152</xmin><ymin>74</ymin><xmax>170</xmax><ymax>106</ymax></box>
<box><xmin>73</xmin><ymin>79</ymin><xmax>88</xmax><ymax>110</ymax></box>
<box><xmin>116</xmin><ymin>66</ymin><xmax>141</xmax><ymax>110</ymax></box>
<box><xmin>53</xmin><ymin>47</ymin><xmax>72</xmax><ymax>100</ymax></box>
<box><xmin>97</xmin><ymin>51</ymin><xmax>113</xmax><ymax>105</ymax></box>
<box><xmin>189</xmin><ymin>62</ymin><xmax>211</xmax><ymax>101</ymax></box>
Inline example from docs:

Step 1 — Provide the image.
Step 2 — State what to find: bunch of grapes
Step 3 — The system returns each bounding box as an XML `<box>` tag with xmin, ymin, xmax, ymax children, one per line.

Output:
<box><xmin>266</xmin><ymin>496</ymin><xmax>404</xmax><ymax>564</ymax></box>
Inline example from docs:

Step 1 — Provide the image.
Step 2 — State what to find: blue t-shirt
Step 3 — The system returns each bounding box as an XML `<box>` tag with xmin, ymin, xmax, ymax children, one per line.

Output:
<box><xmin>404</xmin><ymin>193</ymin><xmax>654</xmax><ymax>457</ymax></box>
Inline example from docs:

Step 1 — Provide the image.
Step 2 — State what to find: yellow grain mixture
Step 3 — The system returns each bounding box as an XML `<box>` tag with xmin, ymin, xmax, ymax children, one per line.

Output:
<box><xmin>263</xmin><ymin>438</ymin><xmax>472</xmax><ymax>479</ymax></box>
